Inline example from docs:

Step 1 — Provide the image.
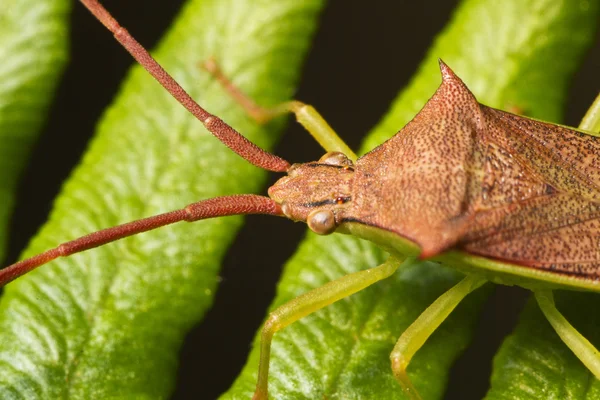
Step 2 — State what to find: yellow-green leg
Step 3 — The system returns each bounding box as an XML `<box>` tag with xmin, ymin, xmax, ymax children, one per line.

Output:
<box><xmin>252</xmin><ymin>256</ymin><xmax>404</xmax><ymax>400</ymax></box>
<box><xmin>390</xmin><ymin>274</ymin><xmax>487</xmax><ymax>400</ymax></box>
<box><xmin>202</xmin><ymin>58</ymin><xmax>357</xmax><ymax>161</ymax></box>
<box><xmin>535</xmin><ymin>290</ymin><xmax>600</xmax><ymax>379</ymax></box>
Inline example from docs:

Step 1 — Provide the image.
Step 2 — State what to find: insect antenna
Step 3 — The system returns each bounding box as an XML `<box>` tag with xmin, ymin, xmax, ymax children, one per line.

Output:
<box><xmin>80</xmin><ymin>0</ymin><xmax>290</xmax><ymax>173</ymax></box>
<box><xmin>0</xmin><ymin>2</ymin><xmax>293</xmax><ymax>285</ymax></box>
<box><xmin>0</xmin><ymin>195</ymin><xmax>282</xmax><ymax>286</ymax></box>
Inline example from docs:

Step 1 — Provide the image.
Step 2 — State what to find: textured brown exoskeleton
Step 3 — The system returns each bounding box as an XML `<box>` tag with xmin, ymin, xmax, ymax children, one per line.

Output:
<box><xmin>1</xmin><ymin>1</ymin><xmax>599</xmax><ymax>399</ymax></box>
<box><xmin>341</xmin><ymin>62</ymin><xmax>600</xmax><ymax>272</ymax></box>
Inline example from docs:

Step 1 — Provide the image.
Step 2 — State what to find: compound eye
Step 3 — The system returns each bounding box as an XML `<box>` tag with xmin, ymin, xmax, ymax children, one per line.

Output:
<box><xmin>318</xmin><ymin>151</ymin><xmax>353</xmax><ymax>167</ymax></box>
<box><xmin>307</xmin><ymin>209</ymin><xmax>337</xmax><ymax>235</ymax></box>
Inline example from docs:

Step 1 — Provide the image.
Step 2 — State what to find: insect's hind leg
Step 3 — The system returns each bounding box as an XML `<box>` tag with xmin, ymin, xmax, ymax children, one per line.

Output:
<box><xmin>202</xmin><ymin>58</ymin><xmax>357</xmax><ymax>161</ymax></box>
<box><xmin>252</xmin><ymin>256</ymin><xmax>404</xmax><ymax>400</ymax></box>
<box><xmin>535</xmin><ymin>290</ymin><xmax>600</xmax><ymax>379</ymax></box>
<box><xmin>390</xmin><ymin>274</ymin><xmax>487</xmax><ymax>400</ymax></box>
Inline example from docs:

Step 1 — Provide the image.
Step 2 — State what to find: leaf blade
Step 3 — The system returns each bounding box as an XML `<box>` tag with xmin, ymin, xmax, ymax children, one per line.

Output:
<box><xmin>0</xmin><ymin>0</ymin><xmax>70</xmax><ymax>261</ymax></box>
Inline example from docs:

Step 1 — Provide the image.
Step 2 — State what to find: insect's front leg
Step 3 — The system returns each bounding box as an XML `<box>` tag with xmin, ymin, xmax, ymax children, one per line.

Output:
<box><xmin>390</xmin><ymin>274</ymin><xmax>487</xmax><ymax>400</ymax></box>
<box><xmin>252</xmin><ymin>256</ymin><xmax>403</xmax><ymax>400</ymax></box>
<box><xmin>202</xmin><ymin>58</ymin><xmax>356</xmax><ymax>160</ymax></box>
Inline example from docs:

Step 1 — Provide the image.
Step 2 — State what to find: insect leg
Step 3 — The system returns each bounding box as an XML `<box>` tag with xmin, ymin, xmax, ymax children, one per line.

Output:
<box><xmin>202</xmin><ymin>58</ymin><xmax>356</xmax><ymax>160</ymax></box>
<box><xmin>580</xmin><ymin>93</ymin><xmax>600</xmax><ymax>132</ymax></box>
<box><xmin>390</xmin><ymin>274</ymin><xmax>487</xmax><ymax>400</ymax></box>
<box><xmin>252</xmin><ymin>256</ymin><xmax>403</xmax><ymax>400</ymax></box>
<box><xmin>535</xmin><ymin>290</ymin><xmax>600</xmax><ymax>379</ymax></box>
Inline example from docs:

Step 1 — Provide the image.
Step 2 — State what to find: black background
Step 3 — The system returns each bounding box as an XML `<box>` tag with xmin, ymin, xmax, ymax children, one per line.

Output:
<box><xmin>6</xmin><ymin>1</ymin><xmax>600</xmax><ymax>399</ymax></box>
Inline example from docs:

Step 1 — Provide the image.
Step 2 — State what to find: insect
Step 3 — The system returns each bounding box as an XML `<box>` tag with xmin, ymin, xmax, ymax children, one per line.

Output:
<box><xmin>1</xmin><ymin>0</ymin><xmax>599</xmax><ymax>399</ymax></box>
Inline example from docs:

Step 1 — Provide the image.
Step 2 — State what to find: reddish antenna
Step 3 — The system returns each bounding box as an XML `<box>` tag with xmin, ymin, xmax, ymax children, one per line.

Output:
<box><xmin>0</xmin><ymin>195</ymin><xmax>282</xmax><ymax>285</ymax></box>
<box><xmin>0</xmin><ymin>1</ymin><xmax>293</xmax><ymax>286</ymax></box>
<box><xmin>80</xmin><ymin>0</ymin><xmax>290</xmax><ymax>173</ymax></box>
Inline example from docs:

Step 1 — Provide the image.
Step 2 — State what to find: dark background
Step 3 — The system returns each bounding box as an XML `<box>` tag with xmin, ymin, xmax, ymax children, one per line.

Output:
<box><xmin>6</xmin><ymin>1</ymin><xmax>599</xmax><ymax>399</ymax></box>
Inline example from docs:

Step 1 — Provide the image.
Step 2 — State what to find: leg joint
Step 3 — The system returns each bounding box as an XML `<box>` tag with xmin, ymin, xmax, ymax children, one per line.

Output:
<box><xmin>262</xmin><ymin>314</ymin><xmax>279</xmax><ymax>335</ymax></box>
